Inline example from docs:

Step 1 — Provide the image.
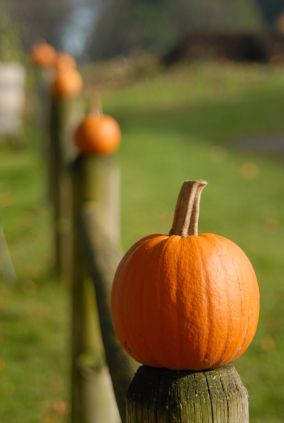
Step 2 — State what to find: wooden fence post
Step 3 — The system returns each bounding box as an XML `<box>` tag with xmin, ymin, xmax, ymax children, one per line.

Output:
<box><xmin>126</xmin><ymin>365</ymin><xmax>249</xmax><ymax>422</ymax></box>
<box><xmin>49</xmin><ymin>95</ymin><xmax>81</xmax><ymax>281</ymax></box>
<box><xmin>70</xmin><ymin>155</ymin><xmax>121</xmax><ymax>423</ymax></box>
<box><xmin>81</xmin><ymin>203</ymin><xmax>137</xmax><ymax>420</ymax></box>
<box><xmin>36</xmin><ymin>69</ymin><xmax>53</xmax><ymax>133</ymax></box>
<box><xmin>34</xmin><ymin>68</ymin><xmax>53</xmax><ymax>204</ymax></box>
<box><xmin>0</xmin><ymin>223</ymin><xmax>17</xmax><ymax>283</ymax></box>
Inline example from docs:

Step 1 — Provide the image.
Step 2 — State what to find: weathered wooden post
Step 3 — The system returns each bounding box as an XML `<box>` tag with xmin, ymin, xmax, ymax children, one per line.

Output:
<box><xmin>81</xmin><ymin>202</ymin><xmax>137</xmax><ymax>420</ymax></box>
<box><xmin>70</xmin><ymin>111</ymin><xmax>124</xmax><ymax>422</ymax></box>
<box><xmin>35</xmin><ymin>68</ymin><xmax>54</xmax><ymax>135</ymax></box>
<box><xmin>126</xmin><ymin>365</ymin><xmax>248</xmax><ymax>422</ymax></box>
<box><xmin>31</xmin><ymin>42</ymin><xmax>57</xmax><ymax>197</ymax></box>
<box><xmin>111</xmin><ymin>180</ymin><xmax>260</xmax><ymax>422</ymax></box>
<box><xmin>48</xmin><ymin>67</ymin><xmax>82</xmax><ymax>281</ymax></box>
<box><xmin>71</xmin><ymin>154</ymin><xmax>121</xmax><ymax>423</ymax></box>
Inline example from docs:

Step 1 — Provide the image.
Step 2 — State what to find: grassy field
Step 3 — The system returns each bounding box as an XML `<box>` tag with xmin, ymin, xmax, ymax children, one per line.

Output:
<box><xmin>1</xmin><ymin>61</ymin><xmax>284</xmax><ymax>422</ymax></box>
<box><xmin>0</xmin><ymin>139</ymin><xmax>69</xmax><ymax>422</ymax></box>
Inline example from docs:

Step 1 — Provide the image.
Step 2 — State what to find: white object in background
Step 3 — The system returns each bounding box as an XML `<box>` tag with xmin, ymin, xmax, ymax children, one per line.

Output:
<box><xmin>0</xmin><ymin>63</ymin><xmax>25</xmax><ymax>136</ymax></box>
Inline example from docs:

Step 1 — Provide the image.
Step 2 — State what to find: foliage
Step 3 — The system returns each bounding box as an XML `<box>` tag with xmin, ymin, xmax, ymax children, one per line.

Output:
<box><xmin>2</xmin><ymin>0</ymin><xmax>284</xmax><ymax>61</ymax></box>
<box><xmin>1</xmin><ymin>0</ymin><xmax>72</xmax><ymax>51</ymax></box>
<box><xmin>257</xmin><ymin>0</ymin><xmax>284</xmax><ymax>28</ymax></box>
<box><xmin>88</xmin><ymin>0</ymin><xmax>264</xmax><ymax>59</ymax></box>
<box><xmin>89</xmin><ymin>0</ymin><xmax>177</xmax><ymax>59</ymax></box>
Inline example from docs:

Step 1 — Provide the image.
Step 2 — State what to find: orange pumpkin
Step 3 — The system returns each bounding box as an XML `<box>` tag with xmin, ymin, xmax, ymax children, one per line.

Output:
<box><xmin>51</xmin><ymin>68</ymin><xmax>83</xmax><ymax>99</ymax></box>
<box><xmin>75</xmin><ymin>113</ymin><xmax>121</xmax><ymax>155</ymax></box>
<box><xmin>111</xmin><ymin>180</ymin><xmax>260</xmax><ymax>370</ymax></box>
<box><xmin>53</xmin><ymin>52</ymin><xmax>76</xmax><ymax>71</ymax></box>
<box><xmin>31</xmin><ymin>42</ymin><xmax>57</xmax><ymax>68</ymax></box>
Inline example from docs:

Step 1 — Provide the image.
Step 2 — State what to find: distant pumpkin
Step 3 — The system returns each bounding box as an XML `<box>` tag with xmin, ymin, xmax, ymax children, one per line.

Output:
<box><xmin>31</xmin><ymin>42</ymin><xmax>56</xmax><ymax>68</ymax></box>
<box><xmin>75</xmin><ymin>113</ymin><xmax>121</xmax><ymax>155</ymax></box>
<box><xmin>53</xmin><ymin>52</ymin><xmax>76</xmax><ymax>71</ymax></box>
<box><xmin>51</xmin><ymin>68</ymin><xmax>83</xmax><ymax>99</ymax></box>
<box><xmin>111</xmin><ymin>180</ymin><xmax>260</xmax><ymax>371</ymax></box>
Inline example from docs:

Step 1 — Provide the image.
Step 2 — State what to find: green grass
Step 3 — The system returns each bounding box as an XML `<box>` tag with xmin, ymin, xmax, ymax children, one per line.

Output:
<box><xmin>0</xmin><ymin>141</ymin><xmax>69</xmax><ymax>422</ymax></box>
<box><xmin>1</xmin><ymin>61</ymin><xmax>284</xmax><ymax>421</ymax></box>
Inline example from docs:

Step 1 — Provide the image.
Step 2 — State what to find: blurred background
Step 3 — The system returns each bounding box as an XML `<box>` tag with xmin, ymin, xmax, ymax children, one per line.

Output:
<box><xmin>1</xmin><ymin>0</ymin><xmax>284</xmax><ymax>59</ymax></box>
<box><xmin>1</xmin><ymin>0</ymin><xmax>284</xmax><ymax>422</ymax></box>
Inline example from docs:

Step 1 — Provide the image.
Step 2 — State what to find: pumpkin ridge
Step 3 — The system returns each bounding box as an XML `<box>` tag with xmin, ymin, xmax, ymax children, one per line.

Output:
<box><xmin>191</xmin><ymin>236</ymin><xmax>211</xmax><ymax>369</ymax></box>
<box><xmin>223</xmin><ymin>239</ymin><xmax>253</xmax><ymax>361</ymax></box>
<box><xmin>122</xmin><ymin>236</ymin><xmax>167</xmax><ymax>364</ymax></box>
<box><xmin>231</xmin><ymin>253</ymin><xmax>259</xmax><ymax>359</ymax></box>
<box><xmin>130</xmin><ymin>239</ymin><xmax>161</xmax><ymax>361</ymax></box>
<box><xmin>226</xmin><ymin>241</ymin><xmax>248</xmax><ymax>361</ymax></box>
<box><xmin>153</xmin><ymin>236</ymin><xmax>179</xmax><ymax>367</ymax></box>
<box><xmin>142</xmin><ymin>238</ymin><xmax>168</xmax><ymax>366</ymax></box>
<box><xmin>156</xmin><ymin>236</ymin><xmax>177</xmax><ymax>367</ymax></box>
<box><xmin>111</xmin><ymin>234</ymin><xmax>168</xmax><ymax>363</ymax></box>
<box><xmin>173</xmin><ymin>238</ymin><xmax>184</xmax><ymax>368</ymax></box>
<box><xmin>120</xmin><ymin>240</ymin><xmax>146</xmax><ymax>359</ymax></box>
<box><xmin>207</xmin><ymin>236</ymin><xmax>234</xmax><ymax>366</ymax></box>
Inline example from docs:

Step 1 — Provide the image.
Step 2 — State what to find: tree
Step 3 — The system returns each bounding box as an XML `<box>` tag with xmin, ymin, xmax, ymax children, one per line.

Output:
<box><xmin>2</xmin><ymin>0</ymin><xmax>78</xmax><ymax>51</ymax></box>
<box><xmin>256</xmin><ymin>0</ymin><xmax>284</xmax><ymax>30</ymax></box>
<box><xmin>87</xmin><ymin>0</ymin><xmax>265</xmax><ymax>60</ymax></box>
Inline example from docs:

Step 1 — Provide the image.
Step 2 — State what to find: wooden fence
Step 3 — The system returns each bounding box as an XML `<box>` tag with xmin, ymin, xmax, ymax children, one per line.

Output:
<box><xmin>41</xmin><ymin>71</ymin><xmax>249</xmax><ymax>423</ymax></box>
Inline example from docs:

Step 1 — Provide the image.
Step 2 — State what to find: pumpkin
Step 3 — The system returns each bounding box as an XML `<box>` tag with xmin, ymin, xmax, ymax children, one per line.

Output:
<box><xmin>53</xmin><ymin>52</ymin><xmax>76</xmax><ymax>71</ymax></box>
<box><xmin>31</xmin><ymin>42</ymin><xmax>57</xmax><ymax>68</ymax></box>
<box><xmin>75</xmin><ymin>113</ymin><xmax>121</xmax><ymax>155</ymax></box>
<box><xmin>111</xmin><ymin>180</ymin><xmax>260</xmax><ymax>370</ymax></box>
<box><xmin>51</xmin><ymin>68</ymin><xmax>83</xmax><ymax>99</ymax></box>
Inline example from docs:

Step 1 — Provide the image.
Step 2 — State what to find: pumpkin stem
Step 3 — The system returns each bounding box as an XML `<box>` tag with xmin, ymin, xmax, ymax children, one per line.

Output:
<box><xmin>91</xmin><ymin>97</ymin><xmax>103</xmax><ymax>117</ymax></box>
<box><xmin>169</xmin><ymin>180</ymin><xmax>208</xmax><ymax>237</ymax></box>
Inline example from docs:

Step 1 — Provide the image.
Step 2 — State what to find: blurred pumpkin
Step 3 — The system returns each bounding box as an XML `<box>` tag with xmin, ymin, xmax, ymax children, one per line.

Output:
<box><xmin>31</xmin><ymin>42</ymin><xmax>56</xmax><ymax>68</ymax></box>
<box><xmin>51</xmin><ymin>68</ymin><xmax>82</xmax><ymax>99</ymax></box>
<box><xmin>53</xmin><ymin>52</ymin><xmax>76</xmax><ymax>71</ymax></box>
<box><xmin>75</xmin><ymin>113</ymin><xmax>121</xmax><ymax>155</ymax></box>
<box><xmin>111</xmin><ymin>180</ymin><xmax>260</xmax><ymax>370</ymax></box>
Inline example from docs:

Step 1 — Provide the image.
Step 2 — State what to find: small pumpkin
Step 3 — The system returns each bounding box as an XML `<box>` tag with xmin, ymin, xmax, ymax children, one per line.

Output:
<box><xmin>31</xmin><ymin>42</ymin><xmax>57</xmax><ymax>68</ymax></box>
<box><xmin>51</xmin><ymin>68</ymin><xmax>83</xmax><ymax>99</ymax></box>
<box><xmin>53</xmin><ymin>52</ymin><xmax>76</xmax><ymax>71</ymax></box>
<box><xmin>111</xmin><ymin>180</ymin><xmax>260</xmax><ymax>371</ymax></box>
<box><xmin>75</xmin><ymin>113</ymin><xmax>121</xmax><ymax>155</ymax></box>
